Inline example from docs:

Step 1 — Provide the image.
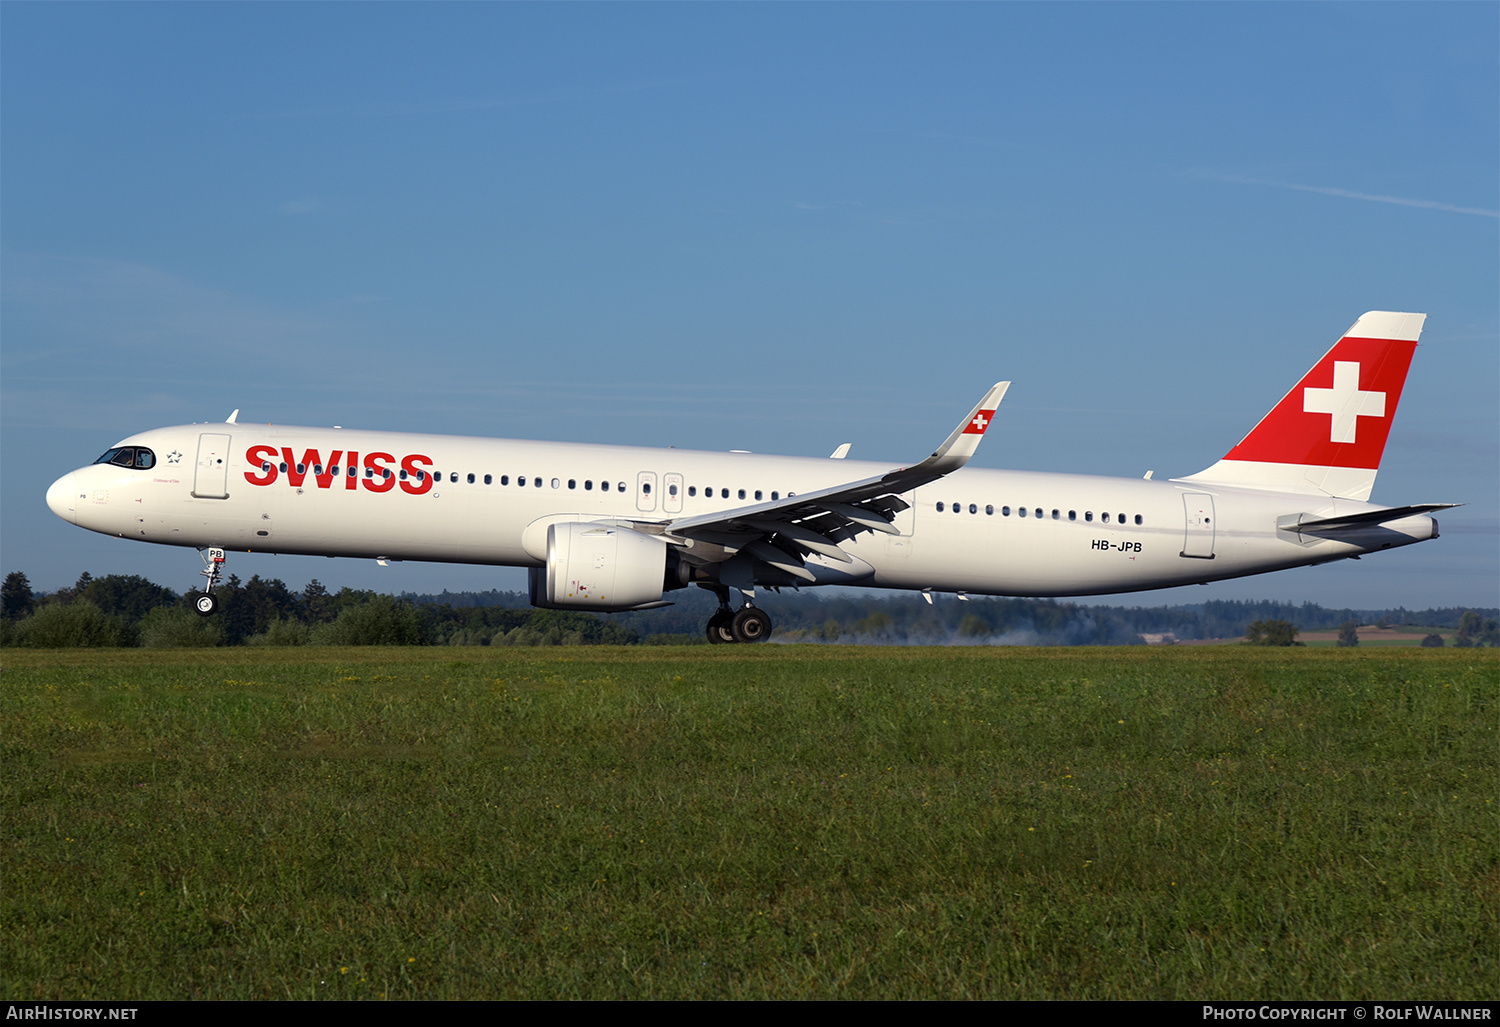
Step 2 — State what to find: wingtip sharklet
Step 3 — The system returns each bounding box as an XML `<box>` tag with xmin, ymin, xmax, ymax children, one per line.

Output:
<box><xmin>916</xmin><ymin>381</ymin><xmax>1010</xmax><ymax>475</ymax></box>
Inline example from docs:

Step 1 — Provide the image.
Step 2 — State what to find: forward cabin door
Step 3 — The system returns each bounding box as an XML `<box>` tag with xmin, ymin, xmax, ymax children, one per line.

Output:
<box><xmin>193</xmin><ymin>433</ymin><xmax>232</xmax><ymax>499</ymax></box>
<box><xmin>1181</xmin><ymin>492</ymin><xmax>1216</xmax><ymax>559</ymax></box>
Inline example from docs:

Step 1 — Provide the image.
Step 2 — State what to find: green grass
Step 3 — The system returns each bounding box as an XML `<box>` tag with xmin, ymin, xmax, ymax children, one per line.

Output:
<box><xmin>3</xmin><ymin>646</ymin><xmax>1494</xmax><ymax>1000</ymax></box>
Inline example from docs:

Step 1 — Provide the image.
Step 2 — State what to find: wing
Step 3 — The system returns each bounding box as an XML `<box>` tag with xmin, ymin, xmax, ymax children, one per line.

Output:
<box><xmin>637</xmin><ymin>382</ymin><xmax>1009</xmax><ymax>583</ymax></box>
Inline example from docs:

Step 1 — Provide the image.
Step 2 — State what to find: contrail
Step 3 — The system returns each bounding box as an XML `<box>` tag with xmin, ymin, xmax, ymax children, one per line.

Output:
<box><xmin>1198</xmin><ymin>172</ymin><xmax>1498</xmax><ymax>218</ymax></box>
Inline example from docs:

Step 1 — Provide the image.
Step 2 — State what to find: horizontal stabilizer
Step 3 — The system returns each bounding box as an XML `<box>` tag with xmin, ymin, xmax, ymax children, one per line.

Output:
<box><xmin>1295</xmin><ymin>503</ymin><xmax>1460</xmax><ymax>530</ymax></box>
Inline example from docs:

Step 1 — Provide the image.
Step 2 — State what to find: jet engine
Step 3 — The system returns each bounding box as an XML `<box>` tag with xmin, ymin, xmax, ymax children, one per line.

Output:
<box><xmin>528</xmin><ymin>522</ymin><xmax>684</xmax><ymax>611</ymax></box>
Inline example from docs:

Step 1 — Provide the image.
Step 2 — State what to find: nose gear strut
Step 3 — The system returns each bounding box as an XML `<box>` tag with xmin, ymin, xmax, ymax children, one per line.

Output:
<box><xmin>191</xmin><ymin>547</ymin><xmax>226</xmax><ymax>616</ymax></box>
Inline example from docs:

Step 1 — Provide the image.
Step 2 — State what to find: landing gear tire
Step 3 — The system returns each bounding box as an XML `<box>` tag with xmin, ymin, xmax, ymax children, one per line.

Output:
<box><xmin>731</xmin><ymin>606</ymin><xmax>773</xmax><ymax>644</ymax></box>
<box><xmin>706</xmin><ymin>609</ymin><xmax>735</xmax><ymax>644</ymax></box>
<box><xmin>193</xmin><ymin>593</ymin><xmax>218</xmax><ymax>617</ymax></box>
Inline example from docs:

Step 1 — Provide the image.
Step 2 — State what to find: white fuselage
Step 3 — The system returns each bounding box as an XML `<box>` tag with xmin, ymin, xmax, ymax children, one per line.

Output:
<box><xmin>46</xmin><ymin>422</ymin><xmax>1438</xmax><ymax>599</ymax></box>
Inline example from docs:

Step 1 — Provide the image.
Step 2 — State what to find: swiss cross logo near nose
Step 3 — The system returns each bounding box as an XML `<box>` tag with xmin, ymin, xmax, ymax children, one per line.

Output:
<box><xmin>963</xmin><ymin>409</ymin><xmax>995</xmax><ymax>435</ymax></box>
<box><xmin>1302</xmin><ymin>361</ymin><xmax>1386</xmax><ymax>443</ymax></box>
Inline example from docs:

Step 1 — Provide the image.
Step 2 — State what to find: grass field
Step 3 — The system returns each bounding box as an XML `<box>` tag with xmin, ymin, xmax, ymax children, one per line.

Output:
<box><xmin>3</xmin><ymin>645</ymin><xmax>1494</xmax><ymax>1000</ymax></box>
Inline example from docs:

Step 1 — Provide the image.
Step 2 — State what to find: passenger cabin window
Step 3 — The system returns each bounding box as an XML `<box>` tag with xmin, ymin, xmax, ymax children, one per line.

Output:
<box><xmin>484</xmin><ymin>474</ymin><xmax>492</xmax><ymax>485</ymax></box>
<box><xmin>467</xmin><ymin>473</ymin><xmax>475</xmax><ymax>484</ymax></box>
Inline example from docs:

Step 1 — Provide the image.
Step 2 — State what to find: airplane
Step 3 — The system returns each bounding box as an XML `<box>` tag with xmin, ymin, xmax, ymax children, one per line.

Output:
<box><xmin>45</xmin><ymin>311</ymin><xmax>1456</xmax><ymax>644</ymax></box>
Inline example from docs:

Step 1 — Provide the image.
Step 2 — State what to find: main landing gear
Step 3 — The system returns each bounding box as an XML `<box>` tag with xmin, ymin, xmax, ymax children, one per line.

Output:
<box><xmin>704</xmin><ymin>586</ymin><xmax>773</xmax><ymax>644</ymax></box>
<box><xmin>190</xmin><ymin>547</ymin><xmax>226</xmax><ymax>617</ymax></box>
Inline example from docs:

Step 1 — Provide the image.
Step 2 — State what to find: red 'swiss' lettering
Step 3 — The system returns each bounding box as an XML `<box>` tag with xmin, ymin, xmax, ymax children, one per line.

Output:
<box><xmin>279</xmin><ymin>448</ymin><xmax>309</xmax><ymax>487</ymax></box>
<box><xmin>313</xmin><ymin>451</ymin><xmax>344</xmax><ymax>489</ymax></box>
<box><xmin>244</xmin><ymin>445</ymin><xmax>278</xmax><ymax>485</ymax></box>
<box><xmin>281</xmin><ymin>448</ymin><xmax>347</xmax><ymax>488</ymax></box>
<box><xmin>243</xmin><ymin>443</ymin><xmax>430</xmax><ymax>497</ymax></box>
<box><xmin>363</xmin><ymin>452</ymin><xmax>397</xmax><ymax>493</ymax></box>
<box><xmin>400</xmin><ymin>454</ymin><xmax>435</xmax><ymax>495</ymax></box>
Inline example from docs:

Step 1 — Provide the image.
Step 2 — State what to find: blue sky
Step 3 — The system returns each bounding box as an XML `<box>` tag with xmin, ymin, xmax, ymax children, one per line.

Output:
<box><xmin>3</xmin><ymin>3</ymin><xmax>1496</xmax><ymax>610</ymax></box>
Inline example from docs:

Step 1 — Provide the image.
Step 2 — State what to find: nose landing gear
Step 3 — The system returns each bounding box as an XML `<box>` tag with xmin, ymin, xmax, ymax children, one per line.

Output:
<box><xmin>189</xmin><ymin>547</ymin><xmax>226</xmax><ymax>616</ymax></box>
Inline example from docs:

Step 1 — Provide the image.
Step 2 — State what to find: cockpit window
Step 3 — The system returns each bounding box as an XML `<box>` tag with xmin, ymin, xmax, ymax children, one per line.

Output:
<box><xmin>94</xmin><ymin>447</ymin><xmax>155</xmax><ymax>470</ymax></box>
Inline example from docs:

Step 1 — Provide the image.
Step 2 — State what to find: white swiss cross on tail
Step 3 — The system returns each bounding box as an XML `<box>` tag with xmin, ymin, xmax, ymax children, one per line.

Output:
<box><xmin>963</xmin><ymin>409</ymin><xmax>995</xmax><ymax>435</ymax></box>
<box><xmin>1302</xmin><ymin>361</ymin><xmax>1385</xmax><ymax>443</ymax></box>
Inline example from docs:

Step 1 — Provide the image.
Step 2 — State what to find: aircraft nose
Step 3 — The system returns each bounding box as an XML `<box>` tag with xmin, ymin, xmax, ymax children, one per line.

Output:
<box><xmin>46</xmin><ymin>472</ymin><xmax>78</xmax><ymax>524</ymax></box>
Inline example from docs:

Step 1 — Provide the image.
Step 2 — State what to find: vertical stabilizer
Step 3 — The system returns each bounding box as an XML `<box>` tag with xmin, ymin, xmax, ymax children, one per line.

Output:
<box><xmin>1179</xmin><ymin>312</ymin><xmax>1424</xmax><ymax>501</ymax></box>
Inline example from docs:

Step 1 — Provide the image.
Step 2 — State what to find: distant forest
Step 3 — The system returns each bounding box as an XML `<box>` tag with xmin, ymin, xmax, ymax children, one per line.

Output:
<box><xmin>2</xmin><ymin>569</ymin><xmax>1496</xmax><ymax>648</ymax></box>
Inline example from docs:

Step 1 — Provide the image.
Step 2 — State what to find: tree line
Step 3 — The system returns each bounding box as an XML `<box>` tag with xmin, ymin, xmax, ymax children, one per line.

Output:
<box><xmin>4</xmin><ymin>569</ymin><xmax>1495</xmax><ymax>648</ymax></box>
<box><xmin>0</xmin><ymin>571</ymin><xmax>634</xmax><ymax>648</ymax></box>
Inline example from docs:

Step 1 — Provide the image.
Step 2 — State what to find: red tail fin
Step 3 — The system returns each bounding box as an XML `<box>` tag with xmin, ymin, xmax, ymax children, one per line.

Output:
<box><xmin>1181</xmin><ymin>312</ymin><xmax>1425</xmax><ymax>501</ymax></box>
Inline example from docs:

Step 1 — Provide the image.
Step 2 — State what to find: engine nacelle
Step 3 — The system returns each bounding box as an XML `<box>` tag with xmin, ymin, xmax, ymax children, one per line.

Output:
<box><xmin>529</xmin><ymin>522</ymin><xmax>677</xmax><ymax>611</ymax></box>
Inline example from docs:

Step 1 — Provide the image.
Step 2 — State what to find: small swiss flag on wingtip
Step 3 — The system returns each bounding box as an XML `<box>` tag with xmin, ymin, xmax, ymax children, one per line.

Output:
<box><xmin>963</xmin><ymin>409</ymin><xmax>996</xmax><ymax>435</ymax></box>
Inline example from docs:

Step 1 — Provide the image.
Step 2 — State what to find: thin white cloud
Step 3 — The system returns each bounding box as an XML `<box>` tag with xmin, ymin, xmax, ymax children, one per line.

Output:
<box><xmin>1195</xmin><ymin>171</ymin><xmax>1499</xmax><ymax>219</ymax></box>
<box><xmin>262</xmin><ymin>75</ymin><xmax>719</xmax><ymax>121</ymax></box>
<box><xmin>790</xmin><ymin>200</ymin><xmax>863</xmax><ymax>211</ymax></box>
